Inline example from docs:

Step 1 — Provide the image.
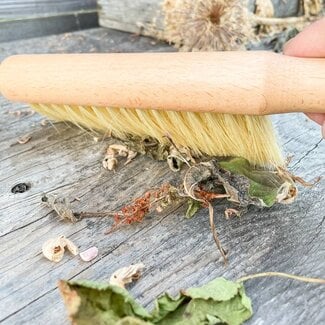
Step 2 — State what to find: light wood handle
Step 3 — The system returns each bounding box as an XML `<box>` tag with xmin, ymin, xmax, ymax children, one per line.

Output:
<box><xmin>0</xmin><ymin>51</ymin><xmax>324</xmax><ymax>115</ymax></box>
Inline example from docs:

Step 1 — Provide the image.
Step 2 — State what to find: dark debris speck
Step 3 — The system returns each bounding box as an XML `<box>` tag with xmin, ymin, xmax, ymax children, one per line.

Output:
<box><xmin>11</xmin><ymin>183</ymin><xmax>30</xmax><ymax>194</ymax></box>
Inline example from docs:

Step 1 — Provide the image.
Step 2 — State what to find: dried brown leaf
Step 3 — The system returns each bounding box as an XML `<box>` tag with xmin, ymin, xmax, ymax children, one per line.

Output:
<box><xmin>17</xmin><ymin>134</ymin><xmax>32</xmax><ymax>144</ymax></box>
<box><xmin>109</xmin><ymin>263</ymin><xmax>145</xmax><ymax>288</ymax></box>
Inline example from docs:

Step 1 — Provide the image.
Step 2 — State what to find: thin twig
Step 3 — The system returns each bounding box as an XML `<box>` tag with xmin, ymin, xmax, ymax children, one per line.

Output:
<box><xmin>74</xmin><ymin>211</ymin><xmax>118</xmax><ymax>218</ymax></box>
<box><xmin>183</xmin><ymin>166</ymin><xmax>228</xmax><ymax>264</ymax></box>
<box><xmin>252</xmin><ymin>14</ymin><xmax>317</xmax><ymax>26</ymax></box>
<box><xmin>237</xmin><ymin>272</ymin><xmax>325</xmax><ymax>284</ymax></box>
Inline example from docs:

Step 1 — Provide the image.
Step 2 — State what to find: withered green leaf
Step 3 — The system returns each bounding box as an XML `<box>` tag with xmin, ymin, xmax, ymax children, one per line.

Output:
<box><xmin>59</xmin><ymin>277</ymin><xmax>252</xmax><ymax>325</ymax></box>
<box><xmin>58</xmin><ymin>280</ymin><xmax>151</xmax><ymax>325</ymax></box>
<box><xmin>218</xmin><ymin>157</ymin><xmax>296</xmax><ymax>207</ymax></box>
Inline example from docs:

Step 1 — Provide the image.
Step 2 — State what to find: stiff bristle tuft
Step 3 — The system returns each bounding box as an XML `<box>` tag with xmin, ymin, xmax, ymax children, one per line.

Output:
<box><xmin>32</xmin><ymin>104</ymin><xmax>283</xmax><ymax>167</ymax></box>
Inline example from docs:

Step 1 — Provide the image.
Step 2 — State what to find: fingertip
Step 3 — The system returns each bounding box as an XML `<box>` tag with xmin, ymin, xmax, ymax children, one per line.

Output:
<box><xmin>283</xmin><ymin>18</ymin><xmax>325</xmax><ymax>57</ymax></box>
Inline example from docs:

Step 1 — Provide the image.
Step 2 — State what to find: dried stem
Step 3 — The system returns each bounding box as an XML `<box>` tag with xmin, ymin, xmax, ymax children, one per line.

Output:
<box><xmin>237</xmin><ymin>272</ymin><xmax>325</xmax><ymax>284</ymax></box>
<box><xmin>74</xmin><ymin>211</ymin><xmax>117</xmax><ymax>218</ymax></box>
<box><xmin>183</xmin><ymin>166</ymin><xmax>228</xmax><ymax>264</ymax></box>
<box><xmin>252</xmin><ymin>14</ymin><xmax>318</xmax><ymax>26</ymax></box>
<box><xmin>208</xmin><ymin>201</ymin><xmax>228</xmax><ymax>265</ymax></box>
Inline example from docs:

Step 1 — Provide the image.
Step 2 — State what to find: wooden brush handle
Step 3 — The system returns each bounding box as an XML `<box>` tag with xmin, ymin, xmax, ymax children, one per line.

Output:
<box><xmin>0</xmin><ymin>52</ymin><xmax>324</xmax><ymax>115</ymax></box>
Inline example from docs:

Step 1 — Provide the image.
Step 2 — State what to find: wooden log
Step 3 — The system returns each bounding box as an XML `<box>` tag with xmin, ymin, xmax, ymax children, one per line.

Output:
<box><xmin>98</xmin><ymin>0</ymin><xmax>303</xmax><ymax>37</ymax></box>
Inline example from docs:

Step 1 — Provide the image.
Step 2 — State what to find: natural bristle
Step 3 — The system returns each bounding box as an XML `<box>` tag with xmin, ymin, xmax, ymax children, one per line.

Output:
<box><xmin>32</xmin><ymin>103</ymin><xmax>284</xmax><ymax>166</ymax></box>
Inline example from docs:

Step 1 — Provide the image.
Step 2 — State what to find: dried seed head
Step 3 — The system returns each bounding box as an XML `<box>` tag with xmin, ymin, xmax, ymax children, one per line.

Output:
<box><xmin>162</xmin><ymin>0</ymin><xmax>253</xmax><ymax>51</ymax></box>
<box><xmin>42</xmin><ymin>236</ymin><xmax>78</xmax><ymax>262</ymax></box>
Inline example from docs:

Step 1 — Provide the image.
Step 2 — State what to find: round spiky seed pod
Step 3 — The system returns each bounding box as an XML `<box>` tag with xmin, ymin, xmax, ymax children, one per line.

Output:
<box><xmin>162</xmin><ymin>0</ymin><xmax>253</xmax><ymax>51</ymax></box>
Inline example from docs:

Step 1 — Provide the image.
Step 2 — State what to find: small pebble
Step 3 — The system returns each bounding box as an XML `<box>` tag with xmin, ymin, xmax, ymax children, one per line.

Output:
<box><xmin>79</xmin><ymin>246</ymin><xmax>98</xmax><ymax>262</ymax></box>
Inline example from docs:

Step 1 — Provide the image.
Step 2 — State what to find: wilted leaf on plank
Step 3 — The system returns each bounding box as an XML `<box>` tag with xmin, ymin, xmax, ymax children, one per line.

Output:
<box><xmin>152</xmin><ymin>278</ymin><xmax>252</xmax><ymax>325</ymax></box>
<box><xmin>58</xmin><ymin>280</ymin><xmax>151</xmax><ymax>325</ymax></box>
<box><xmin>218</xmin><ymin>157</ymin><xmax>297</xmax><ymax>207</ymax></box>
<box><xmin>59</xmin><ymin>277</ymin><xmax>252</xmax><ymax>325</ymax></box>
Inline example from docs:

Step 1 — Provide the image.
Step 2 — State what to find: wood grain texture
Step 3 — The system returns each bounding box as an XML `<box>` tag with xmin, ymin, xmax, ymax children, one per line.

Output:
<box><xmin>1</xmin><ymin>52</ymin><xmax>325</xmax><ymax>115</ymax></box>
<box><xmin>0</xmin><ymin>28</ymin><xmax>324</xmax><ymax>325</ymax></box>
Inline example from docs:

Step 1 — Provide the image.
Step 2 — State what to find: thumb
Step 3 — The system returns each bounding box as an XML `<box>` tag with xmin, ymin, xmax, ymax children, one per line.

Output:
<box><xmin>283</xmin><ymin>17</ymin><xmax>325</xmax><ymax>57</ymax></box>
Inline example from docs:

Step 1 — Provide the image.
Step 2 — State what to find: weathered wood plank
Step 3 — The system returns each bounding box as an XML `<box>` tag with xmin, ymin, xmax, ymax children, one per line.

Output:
<box><xmin>98</xmin><ymin>0</ymin><xmax>303</xmax><ymax>36</ymax></box>
<box><xmin>0</xmin><ymin>28</ymin><xmax>324</xmax><ymax>325</ymax></box>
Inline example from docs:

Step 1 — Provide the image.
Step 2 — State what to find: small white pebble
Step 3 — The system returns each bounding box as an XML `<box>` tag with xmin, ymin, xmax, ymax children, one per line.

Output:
<box><xmin>79</xmin><ymin>246</ymin><xmax>99</xmax><ymax>262</ymax></box>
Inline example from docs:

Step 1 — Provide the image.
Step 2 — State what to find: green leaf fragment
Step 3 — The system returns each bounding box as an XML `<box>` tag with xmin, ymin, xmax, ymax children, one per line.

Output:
<box><xmin>185</xmin><ymin>199</ymin><xmax>202</xmax><ymax>218</ymax></box>
<box><xmin>248</xmin><ymin>181</ymin><xmax>278</xmax><ymax>207</ymax></box>
<box><xmin>59</xmin><ymin>278</ymin><xmax>252</xmax><ymax>325</ymax></box>
<box><xmin>185</xmin><ymin>278</ymin><xmax>241</xmax><ymax>301</ymax></box>
<box><xmin>219</xmin><ymin>157</ymin><xmax>294</xmax><ymax>207</ymax></box>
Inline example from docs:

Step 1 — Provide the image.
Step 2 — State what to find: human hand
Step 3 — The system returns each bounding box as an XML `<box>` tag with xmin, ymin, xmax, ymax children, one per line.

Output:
<box><xmin>284</xmin><ymin>17</ymin><xmax>325</xmax><ymax>138</ymax></box>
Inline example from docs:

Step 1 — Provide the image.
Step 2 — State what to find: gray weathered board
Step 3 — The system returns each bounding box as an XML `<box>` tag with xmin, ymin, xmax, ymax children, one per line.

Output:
<box><xmin>0</xmin><ymin>28</ymin><xmax>324</xmax><ymax>324</ymax></box>
<box><xmin>0</xmin><ymin>0</ymin><xmax>98</xmax><ymax>42</ymax></box>
<box><xmin>98</xmin><ymin>0</ymin><xmax>304</xmax><ymax>36</ymax></box>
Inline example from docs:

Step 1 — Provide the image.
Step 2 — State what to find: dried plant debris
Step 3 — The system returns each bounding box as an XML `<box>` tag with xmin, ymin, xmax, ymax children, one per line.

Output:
<box><xmin>123</xmin><ymin>136</ymin><xmax>170</xmax><ymax>161</ymax></box>
<box><xmin>42</xmin><ymin>236</ymin><xmax>78</xmax><ymax>262</ymax></box>
<box><xmin>45</xmin><ymin>155</ymin><xmax>306</xmax><ymax>262</ymax></box>
<box><xmin>7</xmin><ymin>109</ymin><xmax>34</xmax><ymax>118</ymax></box>
<box><xmin>79</xmin><ymin>247</ymin><xmax>99</xmax><ymax>262</ymax></box>
<box><xmin>162</xmin><ymin>0</ymin><xmax>253</xmax><ymax>51</ymax></box>
<box><xmin>106</xmin><ymin>184</ymin><xmax>182</xmax><ymax>234</ymax></box>
<box><xmin>103</xmin><ymin>144</ymin><xmax>138</xmax><ymax>170</ymax></box>
<box><xmin>59</xmin><ymin>277</ymin><xmax>252</xmax><ymax>325</ymax></box>
<box><xmin>17</xmin><ymin>134</ymin><xmax>32</xmax><ymax>144</ymax></box>
<box><xmin>42</xmin><ymin>194</ymin><xmax>77</xmax><ymax>223</ymax></box>
<box><xmin>182</xmin><ymin>157</ymin><xmax>298</xmax><ymax>209</ymax></box>
<box><xmin>109</xmin><ymin>263</ymin><xmax>145</xmax><ymax>288</ymax></box>
<box><xmin>104</xmin><ymin>136</ymin><xmax>196</xmax><ymax>171</ymax></box>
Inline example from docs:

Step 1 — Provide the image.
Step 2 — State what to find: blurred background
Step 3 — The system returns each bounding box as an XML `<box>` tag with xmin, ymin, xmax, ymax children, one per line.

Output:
<box><xmin>0</xmin><ymin>0</ymin><xmax>324</xmax><ymax>50</ymax></box>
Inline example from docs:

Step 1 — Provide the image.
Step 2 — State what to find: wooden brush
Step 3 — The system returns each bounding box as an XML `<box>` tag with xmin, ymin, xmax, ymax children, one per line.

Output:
<box><xmin>0</xmin><ymin>51</ymin><xmax>324</xmax><ymax>166</ymax></box>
